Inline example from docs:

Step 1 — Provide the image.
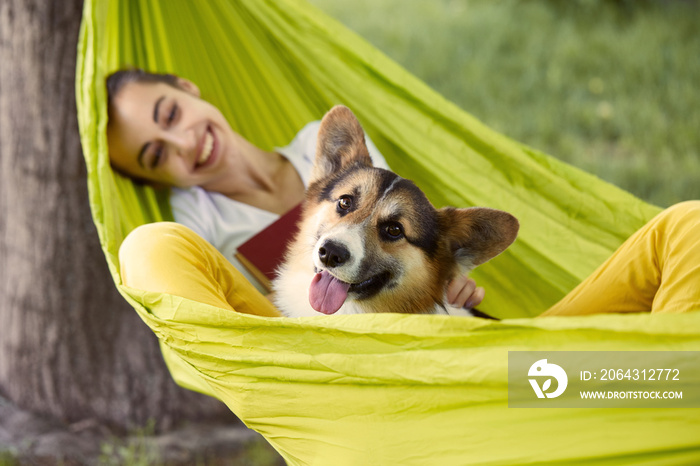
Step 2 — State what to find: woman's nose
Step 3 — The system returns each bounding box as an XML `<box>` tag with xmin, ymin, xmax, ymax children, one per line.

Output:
<box><xmin>164</xmin><ymin>128</ymin><xmax>197</xmax><ymax>155</ymax></box>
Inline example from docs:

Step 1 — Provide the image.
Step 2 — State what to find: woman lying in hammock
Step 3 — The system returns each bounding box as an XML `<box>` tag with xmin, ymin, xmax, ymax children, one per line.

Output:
<box><xmin>106</xmin><ymin>68</ymin><xmax>700</xmax><ymax>317</ymax></box>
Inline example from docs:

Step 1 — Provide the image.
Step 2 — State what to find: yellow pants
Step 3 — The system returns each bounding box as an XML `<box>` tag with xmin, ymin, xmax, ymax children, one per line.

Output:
<box><xmin>119</xmin><ymin>222</ymin><xmax>282</xmax><ymax>317</ymax></box>
<box><xmin>120</xmin><ymin>201</ymin><xmax>700</xmax><ymax>317</ymax></box>
<box><xmin>542</xmin><ymin>201</ymin><xmax>700</xmax><ymax>316</ymax></box>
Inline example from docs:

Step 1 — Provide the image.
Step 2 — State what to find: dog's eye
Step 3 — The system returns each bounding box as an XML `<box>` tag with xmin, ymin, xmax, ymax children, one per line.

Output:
<box><xmin>383</xmin><ymin>223</ymin><xmax>404</xmax><ymax>240</ymax></box>
<box><xmin>337</xmin><ymin>195</ymin><xmax>353</xmax><ymax>211</ymax></box>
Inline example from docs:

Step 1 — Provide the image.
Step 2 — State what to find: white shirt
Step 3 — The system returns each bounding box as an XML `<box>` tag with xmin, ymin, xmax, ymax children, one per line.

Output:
<box><xmin>170</xmin><ymin>121</ymin><xmax>390</xmax><ymax>293</ymax></box>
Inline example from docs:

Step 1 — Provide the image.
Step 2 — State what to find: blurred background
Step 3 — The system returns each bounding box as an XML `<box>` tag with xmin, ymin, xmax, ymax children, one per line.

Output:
<box><xmin>310</xmin><ymin>0</ymin><xmax>699</xmax><ymax>208</ymax></box>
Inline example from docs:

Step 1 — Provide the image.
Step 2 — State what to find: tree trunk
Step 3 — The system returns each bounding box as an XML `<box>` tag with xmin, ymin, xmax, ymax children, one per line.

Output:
<box><xmin>0</xmin><ymin>0</ymin><xmax>232</xmax><ymax>431</ymax></box>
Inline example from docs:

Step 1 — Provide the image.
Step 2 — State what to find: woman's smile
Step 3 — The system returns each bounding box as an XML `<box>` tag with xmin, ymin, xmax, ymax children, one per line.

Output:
<box><xmin>197</xmin><ymin>126</ymin><xmax>216</xmax><ymax>168</ymax></box>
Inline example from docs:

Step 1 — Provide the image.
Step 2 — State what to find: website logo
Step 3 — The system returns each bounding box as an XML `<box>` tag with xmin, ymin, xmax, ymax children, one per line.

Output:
<box><xmin>528</xmin><ymin>359</ymin><xmax>568</xmax><ymax>399</ymax></box>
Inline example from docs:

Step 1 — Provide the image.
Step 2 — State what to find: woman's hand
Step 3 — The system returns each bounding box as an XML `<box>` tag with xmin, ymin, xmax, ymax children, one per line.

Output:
<box><xmin>446</xmin><ymin>276</ymin><xmax>484</xmax><ymax>309</ymax></box>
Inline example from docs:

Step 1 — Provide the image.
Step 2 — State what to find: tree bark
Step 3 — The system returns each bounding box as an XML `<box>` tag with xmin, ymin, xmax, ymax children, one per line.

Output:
<box><xmin>0</xmin><ymin>0</ymin><xmax>232</xmax><ymax>431</ymax></box>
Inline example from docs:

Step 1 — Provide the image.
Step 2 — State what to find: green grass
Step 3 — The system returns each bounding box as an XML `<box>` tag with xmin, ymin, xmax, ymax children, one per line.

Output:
<box><xmin>0</xmin><ymin>452</ymin><xmax>18</xmax><ymax>466</ymax></box>
<box><xmin>308</xmin><ymin>0</ymin><xmax>700</xmax><ymax>207</ymax></box>
<box><xmin>97</xmin><ymin>421</ymin><xmax>283</xmax><ymax>466</ymax></box>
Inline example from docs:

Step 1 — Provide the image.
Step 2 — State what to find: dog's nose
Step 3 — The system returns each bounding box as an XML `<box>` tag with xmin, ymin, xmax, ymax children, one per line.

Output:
<box><xmin>318</xmin><ymin>241</ymin><xmax>350</xmax><ymax>268</ymax></box>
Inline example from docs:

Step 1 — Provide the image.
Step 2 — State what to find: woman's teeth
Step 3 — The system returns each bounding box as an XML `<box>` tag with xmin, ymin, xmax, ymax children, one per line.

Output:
<box><xmin>198</xmin><ymin>130</ymin><xmax>214</xmax><ymax>166</ymax></box>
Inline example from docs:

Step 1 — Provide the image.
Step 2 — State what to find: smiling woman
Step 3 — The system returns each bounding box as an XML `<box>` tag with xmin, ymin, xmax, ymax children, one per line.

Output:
<box><xmin>106</xmin><ymin>70</ymin><xmax>288</xmax><ymax>199</ymax></box>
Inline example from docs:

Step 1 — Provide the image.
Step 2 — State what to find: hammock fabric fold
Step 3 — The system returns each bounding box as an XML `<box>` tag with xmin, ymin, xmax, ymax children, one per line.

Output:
<box><xmin>77</xmin><ymin>0</ymin><xmax>700</xmax><ymax>464</ymax></box>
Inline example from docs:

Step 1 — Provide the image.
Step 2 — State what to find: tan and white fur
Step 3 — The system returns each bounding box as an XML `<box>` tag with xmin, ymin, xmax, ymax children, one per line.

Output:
<box><xmin>273</xmin><ymin>106</ymin><xmax>518</xmax><ymax>318</ymax></box>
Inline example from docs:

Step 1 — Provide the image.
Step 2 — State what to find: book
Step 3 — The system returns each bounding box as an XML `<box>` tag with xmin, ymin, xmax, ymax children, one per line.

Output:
<box><xmin>234</xmin><ymin>203</ymin><xmax>303</xmax><ymax>293</ymax></box>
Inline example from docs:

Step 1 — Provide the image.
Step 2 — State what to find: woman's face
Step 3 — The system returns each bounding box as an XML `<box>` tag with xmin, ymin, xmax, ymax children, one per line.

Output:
<box><xmin>107</xmin><ymin>79</ymin><xmax>238</xmax><ymax>188</ymax></box>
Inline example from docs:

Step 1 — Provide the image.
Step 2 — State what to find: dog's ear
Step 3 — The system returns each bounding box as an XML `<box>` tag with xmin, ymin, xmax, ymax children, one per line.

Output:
<box><xmin>438</xmin><ymin>207</ymin><xmax>519</xmax><ymax>270</ymax></box>
<box><xmin>311</xmin><ymin>105</ymin><xmax>373</xmax><ymax>183</ymax></box>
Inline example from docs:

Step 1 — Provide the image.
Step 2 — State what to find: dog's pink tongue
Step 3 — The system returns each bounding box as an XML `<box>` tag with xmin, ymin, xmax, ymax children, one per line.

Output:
<box><xmin>309</xmin><ymin>270</ymin><xmax>351</xmax><ymax>315</ymax></box>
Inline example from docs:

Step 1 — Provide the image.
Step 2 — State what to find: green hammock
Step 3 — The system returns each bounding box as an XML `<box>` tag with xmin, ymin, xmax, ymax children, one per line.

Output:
<box><xmin>77</xmin><ymin>0</ymin><xmax>700</xmax><ymax>464</ymax></box>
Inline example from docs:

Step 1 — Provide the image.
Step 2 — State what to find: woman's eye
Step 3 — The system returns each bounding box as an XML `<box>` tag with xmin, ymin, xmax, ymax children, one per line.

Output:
<box><xmin>151</xmin><ymin>145</ymin><xmax>164</xmax><ymax>169</ymax></box>
<box><xmin>384</xmin><ymin>223</ymin><xmax>404</xmax><ymax>239</ymax></box>
<box><xmin>338</xmin><ymin>195</ymin><xmax>353</xmax><ymax>211</ymax></box>
<box><xmin>167</xmin><ymin>104</ymin><xmax>178</xmax><ymax>124</ymax></box>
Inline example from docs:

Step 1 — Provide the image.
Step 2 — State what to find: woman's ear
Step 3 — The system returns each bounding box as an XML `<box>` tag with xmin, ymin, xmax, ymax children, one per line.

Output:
<box><xmin>175</xmin><ymin>77</ymin><xmax>200</xmax><ymax>97</ymax></box>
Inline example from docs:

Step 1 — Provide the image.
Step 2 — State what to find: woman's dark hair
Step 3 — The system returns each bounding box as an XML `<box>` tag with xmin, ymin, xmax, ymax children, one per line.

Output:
<box><xmin>106</xmin><ymin>68</ymin><xmax>180</xmax><ymax>114</ymax></box>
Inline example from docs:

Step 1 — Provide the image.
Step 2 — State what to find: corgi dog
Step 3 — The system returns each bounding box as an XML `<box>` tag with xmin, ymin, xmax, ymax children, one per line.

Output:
<box><xmin>273</xmin><ymin>106</ymin><xmax>518</xmax><ymax>317</ymax></box>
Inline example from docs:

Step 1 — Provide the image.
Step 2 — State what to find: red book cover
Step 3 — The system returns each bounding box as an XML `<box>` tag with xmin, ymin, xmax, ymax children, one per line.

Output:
<box><xmin>234</xmin><ymin>203</ymin><xmax>303</xmax><ymax>292</ymax></box>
